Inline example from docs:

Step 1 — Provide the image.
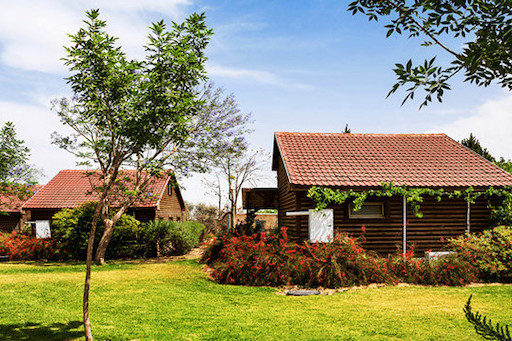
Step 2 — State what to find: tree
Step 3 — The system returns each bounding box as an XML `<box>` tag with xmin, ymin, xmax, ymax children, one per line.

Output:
<box><xmin>53</xmin><ymin>9</ymin><xmax>214</xmax><ymax>340</ymax></box>
<box><xmin>187</xmin><ymin>83</ymin><xmax>254</xmax><ymax>229</ymax></box>
<box><xmin>0</xmin><ymin>122</ymin><xmax>39</xmax><ymax>209</ymax></box>
<box><xmin>349</xmin><ymin>1</ymin><xmax>512</xmax><ymax>108</ymax></box>
<box><xmin>201</xmin><ymin>173</ymin><xmax>224</xmax><ymax>228</ymax></box>
<box><xmin>218</xmin><ymin>148</ymin><xmax>269</xmax><ymax>230</ymax></box>
<box><xmin>186</xmin><ymin>202</ymin><xmax>219</xmax><ymax>234</ymax></box>
<box><xmin>202</xmin><ymin>148</ymin><xmax>269</xmax><ymax>231</ymax></box>
<box><xmin>460</xmin><ymin>133</ymin><xmax>496</xmax><ymax>162</ymax></box>
<box><xmin>0</xmin><ymin>122</ymin><xmax>37</xmax><ymax>185</ymax></box>
<box><xmin>459</xmin><ymin>133</ymin><xmax>512</xmax><ymax>173</ymax></box>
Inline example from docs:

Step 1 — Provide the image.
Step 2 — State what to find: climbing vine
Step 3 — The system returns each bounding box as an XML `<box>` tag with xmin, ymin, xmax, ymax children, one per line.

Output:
<box><xmin>307</xmin><ymin>183</ymin><xmax>512</xmax><ymax>223</ymax></box>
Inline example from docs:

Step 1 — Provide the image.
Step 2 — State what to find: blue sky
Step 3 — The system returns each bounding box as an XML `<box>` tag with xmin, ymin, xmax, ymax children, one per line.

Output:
<box><xmin>0</xmin><ymin>0</ymin><xmax>511</xmax><ymax>205</ymax></box>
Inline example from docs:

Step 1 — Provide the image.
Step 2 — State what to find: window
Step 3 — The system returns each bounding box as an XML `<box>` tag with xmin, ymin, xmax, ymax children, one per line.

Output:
<box><xmin>168</xmin><ymin>182</ymin><xmax>173</xmax><ymax>196</ymax></box>
<box><xmin>349</xmin><ymin>203</ymin><xmax>384</xmax><ymax>219</ymax></box>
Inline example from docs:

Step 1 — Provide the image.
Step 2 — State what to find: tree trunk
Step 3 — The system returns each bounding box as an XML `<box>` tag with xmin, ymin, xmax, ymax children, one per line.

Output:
<box><xmin>84</xmin><ymin>200</ymin><xmax>103</xmax><ymax>341</ymax></box>
<box><xmin>94</xmin><ymin>219</ymin><xmax>114</xmax><ymax>265</ymax></box>
<box><xmin>230</xmin><ymin>188</ymin><xmax>236</xmax><ymax>229</ymax></box>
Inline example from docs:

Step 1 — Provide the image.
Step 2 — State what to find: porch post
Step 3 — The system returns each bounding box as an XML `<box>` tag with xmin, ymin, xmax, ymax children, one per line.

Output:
<box><xmin>402</xmin><ymin>194</ymin><xmax>407</xmax><ymax>255</ymax></box>
<box><xmin>466</xmin><ymin>200</ymin><xmax>471</xmax><ymax>234</ymax></box>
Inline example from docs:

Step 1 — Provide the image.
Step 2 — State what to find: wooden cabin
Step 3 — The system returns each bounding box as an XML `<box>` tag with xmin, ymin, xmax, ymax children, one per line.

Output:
<box><xmin>23</xmin><ymin>170</ymin><xmax>186</xmax><ymax>235</ymax></box>
<box><xmin>243</xmin><ymin>132</ymin><xmax>512</xmax><ymax>255</ymax></box>
<box><xmin>0</xmin><ymin>186</ymin><xmax>41</xmax><ymax>233</ymax></box>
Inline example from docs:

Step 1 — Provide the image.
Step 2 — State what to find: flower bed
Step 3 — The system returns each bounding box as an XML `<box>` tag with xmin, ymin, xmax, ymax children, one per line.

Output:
<box><xmin>0</xmin><ymin>231</ymin><xmax>57</xmax><ymax>261</ymax></box>
<box><xmin>203</xmin><ymin>227</ymin><xmax>478</xmax><ymax>288</ymax></box>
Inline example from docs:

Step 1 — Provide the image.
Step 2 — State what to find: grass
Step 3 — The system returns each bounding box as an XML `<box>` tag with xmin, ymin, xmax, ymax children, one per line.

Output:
<box><xmin>0</xmin><ymin>260</ymin><xmax>511</xmax><ymax>340</ymax></box>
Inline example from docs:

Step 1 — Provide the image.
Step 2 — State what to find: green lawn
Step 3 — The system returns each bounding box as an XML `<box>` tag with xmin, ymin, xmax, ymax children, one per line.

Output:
<box><xmin>0</xmin><ymin>260</ymin><xmax>510</xmax><ymax>341</ymax></box>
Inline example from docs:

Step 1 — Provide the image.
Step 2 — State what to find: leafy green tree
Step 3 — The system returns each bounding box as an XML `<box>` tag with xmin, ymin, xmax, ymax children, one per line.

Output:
<box><xmin>460</xmin><ymin>133</ymin><xmax>496</xmax><ymax>162</ymax></box>
<box><xmin>186</xmin><ymin>202</ymin><xmax>220</xmax><ymax>234</ymax></box>
<box><xmin>0</xmin><ymin>122</ymin><xmax>37</xmax><ymax>185</ymax></box>
<box><xmin>53</xmin><ymin>9</ymin><xmax>213</xmax><ymax>340</ymax></box>
<box><xmin>349</xmin><ymin>0</ymin><xmax>512</xmax><ymax>108</ymax></box>
<box><xmin>0</xmin><ymin>122</ymin><xmax>39</xmax><ymax>210</ymax></box>
<box><xmin>459</xmin><ymin>133</ymin><xmax>512</xmax><ymax>174</ymax></box>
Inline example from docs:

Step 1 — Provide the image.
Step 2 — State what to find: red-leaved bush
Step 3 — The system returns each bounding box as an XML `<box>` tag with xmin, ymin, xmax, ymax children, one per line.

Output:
<box><xmin>0</xmin><ymin>231</ymin><xmax>57</xmax><ymax>261</ymax></box>
<box><xmin>203</xmin><ymin>227</ymin><xmax>478</xmax><ymax>288</ymax></box>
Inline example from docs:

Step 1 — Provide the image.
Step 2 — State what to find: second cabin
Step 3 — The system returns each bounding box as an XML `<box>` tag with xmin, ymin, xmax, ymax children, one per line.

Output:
<box><xmin>243</xmin><ymin>132</ymin><xmax>512</xmax><ymax>255</ymax></box>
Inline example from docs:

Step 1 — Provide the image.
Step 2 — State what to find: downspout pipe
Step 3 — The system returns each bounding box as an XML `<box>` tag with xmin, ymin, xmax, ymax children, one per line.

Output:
<box><xmin>466</xmin><ymin>200</ymin><xmax>471</xmax><ymax>234</ymax></box>
<box><xmin>403</xmin><ymin>194</ymin><xmax>407</xmax><ymax>255</ymax></box>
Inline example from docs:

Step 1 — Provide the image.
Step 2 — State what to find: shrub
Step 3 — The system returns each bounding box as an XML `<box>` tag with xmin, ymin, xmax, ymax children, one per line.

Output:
<box><xmin>449</xmin><ymin>226</ymin><xmax>512</xmax><ymax>282</ymax></box>
<box><xmin>385</xmin><ymin>249</ymin><xmax>477</xmax><ymax>286</ymax></box>
<box><xmin>205</xmin><ymin>227</ymin><xmax>478</xmax><ymax>288</ymax></box>
<box><xmin>143</xmin><ymin>220</ymin><xmax>205</xmax><ymax>256</ymax></box>
<box><xmin>0</xmin><ymin>231</ymin><xmax>57</xmax><ymax>261</ymax></box>
<box><xmin>207</xmin><ymin>228</ymin><xmax>394</xmax><ymax>288</ymax></box>
<box><xmin>51</xmin><ymin>201</ymin><xmax>143</xmax><ymax>260</ymax></box>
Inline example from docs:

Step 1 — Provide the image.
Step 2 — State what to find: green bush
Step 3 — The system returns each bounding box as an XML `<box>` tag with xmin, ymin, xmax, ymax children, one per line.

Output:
<box><xmin>51</xmin><ymin>201</ymin><xmax>143</xmax><ymax>260</ymax></box>
<box><xmin>449</xmin><ymin>226</ymin><xmax>512</xmax><ymax>282</ymax></box>
<box><xmin>144</xmin><ymin>220</ymin><xmax>205</xmax><ymax>256</ymax></box>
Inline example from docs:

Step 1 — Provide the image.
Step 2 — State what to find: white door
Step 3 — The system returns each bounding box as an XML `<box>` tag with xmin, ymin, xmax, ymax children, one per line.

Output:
<box><xmin>35</xmin><ymin>220</ymin><xmax>51</xmax><ymax>238</ymax></box>
<box><xmin>308</xmin><ymin>209</ymin><xmax>333</xmax><ymax>243</ymax></box>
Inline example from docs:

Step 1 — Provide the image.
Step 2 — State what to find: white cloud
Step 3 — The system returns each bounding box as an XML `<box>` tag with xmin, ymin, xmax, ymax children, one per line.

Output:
<box><xmin>427</xmin><ymin>94</ymin><xmax>512</xmax><ymax>159</ymax></box>
<box><xmin>208</xmin><ymin>64</ymin><xmax>281</xmax><ymax>84</ymax></box>
<box><xmin>207</xmin><ymin>64</ymin><xmax>313</xmax><ymax>90</ymax></box>
<box><xmin>0</xmin><ymin>0</ymin><xmax>191</xmax><ymax>74</ymax></box>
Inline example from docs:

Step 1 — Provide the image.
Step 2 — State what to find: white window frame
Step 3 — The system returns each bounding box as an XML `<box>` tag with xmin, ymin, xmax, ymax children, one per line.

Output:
<box><xmin>348</xmin><ymin>202</ymin><xmax>385</xmax><ymax>219</ymax></box>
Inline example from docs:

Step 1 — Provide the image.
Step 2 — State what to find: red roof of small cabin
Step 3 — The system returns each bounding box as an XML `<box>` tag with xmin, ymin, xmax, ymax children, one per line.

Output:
<box><xmin>0</xmin><ymin>185</ymin><xmax>43</xmax><ymax>212</ymax></box>
<box><xmin>273</xmin><ymin>132</ymin><xmax>512</xmax><ymax>188</ymax></box>
<box><xmin>23</xmin><ymin>170</ymin><xmax>170</xmax><ymax>209</ymax></box>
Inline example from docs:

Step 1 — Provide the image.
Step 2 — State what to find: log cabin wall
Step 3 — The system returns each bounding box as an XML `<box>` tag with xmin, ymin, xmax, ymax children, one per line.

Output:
<box><xmin>0</xmin><ymin>212</ymin><xmax>22</xmax><ymax>232</ymax></box>
<box><xmin>156</xmin><ymin>184</ymin><xmax>184</xmax><ymax>221</ymax></box>
<box><xmin>276</xmin><ymin>156</ymin><xmax>298</xmax><ymax>237</ymax></box>
<box><xmin>133</xmin><ymin>208</ymin><xmax>156</xmax><ymax>222</ymax></box>
<box><xmin>29</xmin><ymin>209</ymin><xmax>59</xmax><ymax>221</ymax></box>
<box><xmin>294</xmin><ymin>191</ymin><xmax>492</xmax><ymax>255</ymax></box>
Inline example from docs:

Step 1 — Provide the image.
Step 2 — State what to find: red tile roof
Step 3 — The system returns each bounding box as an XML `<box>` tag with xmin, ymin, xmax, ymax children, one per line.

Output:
<box><xmin>23</xmin><ymin>170</ymin><xmax>170</xmax><ymax>209</ymax></box>
<box><xmin>274</xmin><ymin>132</ymin><xmax>512</xmax><ymax>188</ymax></box>
<box><xmin>0</xmin><ymin>185</ymin><xmax>42</xmax><ymax>212</ymax></box>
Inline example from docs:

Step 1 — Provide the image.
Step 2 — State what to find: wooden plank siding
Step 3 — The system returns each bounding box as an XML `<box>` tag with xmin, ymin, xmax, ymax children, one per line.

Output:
<box><xmin>276</xmin><ymin>155</ymin><xmax>297</xmax><ymax>237</ymax></box>
<box><xmin>291</xmin><ymin>191</ymin><xmax>492</xmax><ymax>255</ymax></box>
<box><xmin>0</xmin><ymin>212</ymin><xmax>22</xmax><ymax>232</ymax></box>
<box><xmin>156</xmin><ymin>185</ymin><xmax>185</xmax><ymax>221</ymax></box>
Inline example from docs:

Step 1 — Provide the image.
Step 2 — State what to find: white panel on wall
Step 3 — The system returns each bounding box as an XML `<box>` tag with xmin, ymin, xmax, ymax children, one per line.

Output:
<box><xmin>35</xmin><ymin>220</ymin><xmax>51</xmax><ymax>238</ymax></box>
<box><xmin>308</xmin><ymin>209</ymin><xmax>333</xmax><ymax>243</ymax></box>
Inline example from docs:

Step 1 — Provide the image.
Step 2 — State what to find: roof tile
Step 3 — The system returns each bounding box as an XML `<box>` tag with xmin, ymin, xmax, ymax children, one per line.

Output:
<box><xmin>23</xmin><ymin>170</ymin><xmax>169</xmax><ymax>209</ymax></box>
<box><xmin>274</xmin><ymin>132</ymin><xmax>512</xmax><ymax>188</ymax></box>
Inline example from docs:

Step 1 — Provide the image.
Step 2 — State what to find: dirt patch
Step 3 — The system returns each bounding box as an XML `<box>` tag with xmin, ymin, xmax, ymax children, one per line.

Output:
<box><xmin>275</xmin><ymin>283</ymin><xmax>388</xmax><ymax>296</ymax></box>
<box><xmin>114</xmin><ymin>245</ymin><xmax>205</xmax><ymax>265</ymax></box>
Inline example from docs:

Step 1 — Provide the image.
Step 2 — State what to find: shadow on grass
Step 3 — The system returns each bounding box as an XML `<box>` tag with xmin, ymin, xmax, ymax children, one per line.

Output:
<box><xmin>0</xmin><ymin>320</ymin><xmax>82</xmax><ymax>340</ymax></box>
